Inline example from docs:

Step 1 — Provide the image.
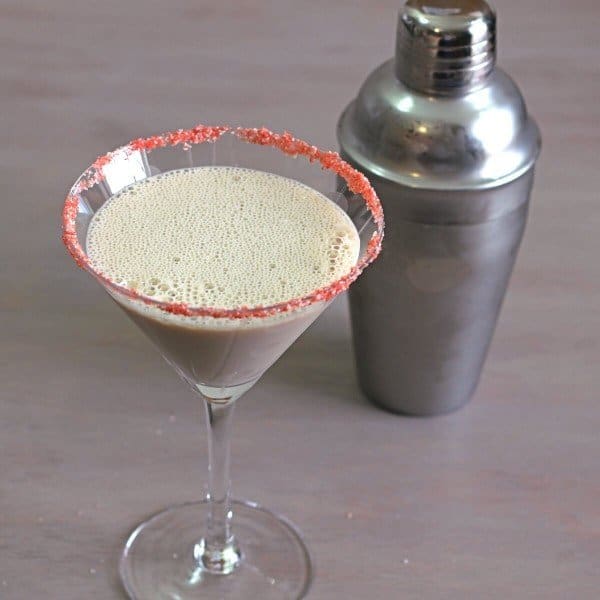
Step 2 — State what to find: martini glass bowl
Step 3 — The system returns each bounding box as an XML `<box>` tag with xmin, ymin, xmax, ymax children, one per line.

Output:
<box><xmin>62</xmin><ymin>125</ymin><xmax>383</xmax><ymax>599</ymax></box>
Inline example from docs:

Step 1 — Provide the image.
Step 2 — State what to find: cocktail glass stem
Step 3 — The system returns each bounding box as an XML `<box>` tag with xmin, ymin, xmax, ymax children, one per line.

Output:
<box><xmin>195</xmin><ymin>397</ymin><xmax>241</xmax><ymax>575</ymax></box>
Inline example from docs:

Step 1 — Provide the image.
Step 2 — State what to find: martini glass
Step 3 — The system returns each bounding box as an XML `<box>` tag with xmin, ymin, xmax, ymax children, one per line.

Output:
<box><xmin>62</xmin><ymin>125</ymin><xmax>383</xmax><ymax>599</ymax></box>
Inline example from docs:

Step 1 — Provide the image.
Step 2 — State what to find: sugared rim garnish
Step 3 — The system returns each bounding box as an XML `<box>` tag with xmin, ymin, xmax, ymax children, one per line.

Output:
<box><xmin>62</xmin><ymin>124</ymin><xmax>384</xmax><ymax>319</ymax></box>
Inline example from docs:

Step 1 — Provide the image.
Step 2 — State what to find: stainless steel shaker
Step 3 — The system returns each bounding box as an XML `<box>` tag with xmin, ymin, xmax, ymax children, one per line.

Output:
<box><xmin>337</xmin><ymin>0</ymin><xmax>541</xmax><ymax>415</ymax></box>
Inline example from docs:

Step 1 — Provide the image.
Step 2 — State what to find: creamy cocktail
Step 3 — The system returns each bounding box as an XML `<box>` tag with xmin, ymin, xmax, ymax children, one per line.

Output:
<box><xmin>86</xmin><ymin>167</ymin><xmax>360</xmax><ymax>390</ymax></box>
<box><xmin>62</xmin><ymin>125</ymin><xmax>383</xmax><ymax>599</ymax></box>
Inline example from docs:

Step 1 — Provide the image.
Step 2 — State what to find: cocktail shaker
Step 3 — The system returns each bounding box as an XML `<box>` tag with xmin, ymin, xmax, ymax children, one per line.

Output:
<box><xmin>337</xmin><ymin>0</ymin><xmax>541</xmax><ymax>415</ymax></box>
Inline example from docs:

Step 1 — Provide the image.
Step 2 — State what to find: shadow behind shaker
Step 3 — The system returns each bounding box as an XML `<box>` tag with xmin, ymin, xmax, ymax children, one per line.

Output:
<box><xmin>337</xmin><ymin>0</ymin><xmax>541</xmax><ymax>415</ymax></box>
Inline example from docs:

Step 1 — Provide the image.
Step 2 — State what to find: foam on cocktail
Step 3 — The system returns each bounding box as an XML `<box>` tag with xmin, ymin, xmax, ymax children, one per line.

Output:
<box><xmin>85</xmin><ymin>166</ymin><xmax>361</xmax><ymax>387</ymax></box>
<box><xmin>86</xmin><ymin>167</ymin><xmax>359</xmax><ymax>312</ymax></box>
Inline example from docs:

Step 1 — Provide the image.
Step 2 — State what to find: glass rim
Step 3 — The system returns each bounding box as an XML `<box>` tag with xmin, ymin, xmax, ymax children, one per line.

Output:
<box><xmin>62</xmin><ymin>124</ymin><xmax>384</xmax><ymax>319</ymax></box>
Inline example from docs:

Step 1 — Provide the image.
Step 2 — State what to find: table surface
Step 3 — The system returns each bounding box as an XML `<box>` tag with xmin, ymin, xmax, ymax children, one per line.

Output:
<box><xmin>2</xmin><ymin>1</ymin><xmax>599</xmax><ymax>598</ymax></box>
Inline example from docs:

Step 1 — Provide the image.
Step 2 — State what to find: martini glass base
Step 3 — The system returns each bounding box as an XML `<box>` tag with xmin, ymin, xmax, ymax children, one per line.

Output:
<box><xmin>120</xmin><ymin>500</ymin><xmax>312</xmax><ymax>599</ymax></box>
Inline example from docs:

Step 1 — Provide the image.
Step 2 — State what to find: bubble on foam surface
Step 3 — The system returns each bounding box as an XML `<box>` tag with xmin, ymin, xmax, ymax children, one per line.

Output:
<box><xmin>86</xmin><ymin>167</ymin><xmax>360</xmax><ymax>310</ymax></box>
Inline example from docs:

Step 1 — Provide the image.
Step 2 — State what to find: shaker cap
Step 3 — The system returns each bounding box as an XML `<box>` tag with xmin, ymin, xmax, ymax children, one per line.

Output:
<box><xmin>337</xmin><ymin>1</ymin><xmax>541</xmax><ymax>191</ymax></box>
<box><xmin>396</xmin><ymin>0</ymin><xmax>496</xmax><ymax>95</ymax></box>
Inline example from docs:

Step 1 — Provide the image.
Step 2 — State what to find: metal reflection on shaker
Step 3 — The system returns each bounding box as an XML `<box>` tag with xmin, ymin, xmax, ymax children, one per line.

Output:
<box><xmin>337</xmin><ymin>0</ymin><xmax>541</xmax><ymax>415</ymax></box>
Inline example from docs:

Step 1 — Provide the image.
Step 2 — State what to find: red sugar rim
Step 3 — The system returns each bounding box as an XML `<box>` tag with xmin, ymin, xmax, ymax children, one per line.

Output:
<box><xmin>62</xmin><ymin>125</ymin><xmax>384</xmax><ymax>319</ymax></box>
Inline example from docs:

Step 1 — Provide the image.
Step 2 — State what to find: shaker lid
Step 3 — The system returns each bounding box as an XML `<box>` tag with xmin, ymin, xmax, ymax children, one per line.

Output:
<box><xmin>397</xmin><ymin>0</ymin><xmax>496</xmax><ymax>95</ymax></box>
<box><xmin>337</xmin><ymin>0</ymin><xmax>541</xmax><ymax>191</ymax></box>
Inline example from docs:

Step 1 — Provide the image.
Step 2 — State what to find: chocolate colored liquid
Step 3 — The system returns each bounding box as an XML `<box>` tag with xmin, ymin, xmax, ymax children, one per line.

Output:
<box><xmin>86</xmin><ymin>167</ymin><xmax>360</xmax><ymax>389</ymax></box>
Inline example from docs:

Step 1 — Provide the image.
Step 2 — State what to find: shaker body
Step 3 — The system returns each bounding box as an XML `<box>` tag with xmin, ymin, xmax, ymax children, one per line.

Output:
<box><xmin>347</xmin><ymin>170</ymin><xmax>534</xmax><ymax>415</ymax></box>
